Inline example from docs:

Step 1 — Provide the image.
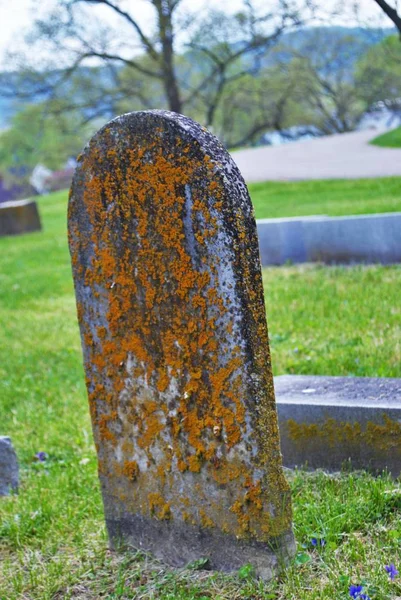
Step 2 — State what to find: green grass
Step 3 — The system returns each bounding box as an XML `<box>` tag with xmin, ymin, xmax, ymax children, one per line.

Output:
<box><xmin>249</xmin><ymin>177</ymin><xmax>401</xmax><ymax>219</ymax></box>
<box><xmin>371</xmin><ymin>127</ymin><xmax>401</xmax><ymax>149</ymax></box>
<box><xmin>0</xmin><ymin>191</ymin><xmax>401</xmax><ymax>598</ymax></box>
<box><xmin>265</xmin><ymin>264</ymin><xmax>401</xmax><ymax>377</ymax></box>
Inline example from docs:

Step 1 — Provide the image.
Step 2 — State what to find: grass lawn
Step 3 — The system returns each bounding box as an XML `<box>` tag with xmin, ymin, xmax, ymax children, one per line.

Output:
<box><xmin>248</xmin><ymin>177</ymin><xmax>401</xmax><ymax>219</ymax></box>
<box><xmin>0</xmin><ymin>191</ymin><xmax>400</xmax><ymax>598</ymax></box>
<box><xmin>370</xmin><ymin>127</ymin><xmax>401</xmax><ymax>149</ymax></box>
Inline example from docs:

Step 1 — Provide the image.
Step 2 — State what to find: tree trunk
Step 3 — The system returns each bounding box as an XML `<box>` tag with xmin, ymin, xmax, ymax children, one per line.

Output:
<box><xmin>155</xmin><ymin>0</ymin><xmax>182</xmax><ymax>113</ymax></box>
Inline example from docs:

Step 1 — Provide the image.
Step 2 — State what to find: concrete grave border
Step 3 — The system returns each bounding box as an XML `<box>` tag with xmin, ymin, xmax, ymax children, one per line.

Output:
<box><xmin>275</xmin><ymin>375</ymin><xmax>401</xmax><ymax>475</ymax></box>
<box><xmin>0</xmin><ymin>199</ymin><xmax>42</xmax><ymax>237</ymax></box>
<box><xmin>257</xmin><ymin>212</ymin><xmax>401</xmax><ymax>266</ymax></box>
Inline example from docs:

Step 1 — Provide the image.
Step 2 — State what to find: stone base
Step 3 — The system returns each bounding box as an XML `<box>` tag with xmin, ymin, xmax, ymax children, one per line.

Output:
<box><xmin>275</xmin><ymin>375</ymin><xmax>401</xmax><ymax>475</ymax></box>
<box><xmin>0</xmin><ymin>199</ymin><xmax>42</xmax><ymax>237</ymax></box>
<box><xmin>106</xmin><ymin>512</ymin><xmax>296</xmax><ymax>580</ymax></box>
<box><xmin>0</xmin><ymin>437</ymin><xmax>19</xmax><ymax>496</ymax></box>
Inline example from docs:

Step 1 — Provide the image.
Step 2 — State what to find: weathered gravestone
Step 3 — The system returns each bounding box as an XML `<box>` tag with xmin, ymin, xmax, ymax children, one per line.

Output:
<box><xmin>0</xmin><ymin>199</ymin><xmax>41</xmax><ymax>237</ymax></box>
<box><xmin>68</xmin><ymin>110</ymin><xmax>295</xmax><ymax>579</ymax></box>
<box><xmin>0</xmin><ymin>437</ymin><xmax>19</xmax><ymax>496</ymax></box>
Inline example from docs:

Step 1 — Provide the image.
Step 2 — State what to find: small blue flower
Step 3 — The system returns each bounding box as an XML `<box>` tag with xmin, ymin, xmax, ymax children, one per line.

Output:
<box><xmin>35</xmin><ymin>451</ymin><xmax>48</xmax><ymax>462</ymax></box>
<box><xmin>385</xmin><ymin>563</ymin><xmax>399</xmax><ymax>580</ymax></box>
<box><xmin>349</xmin><ymin>585</ymin><xmax>370</xmax><ymax>599</ymax></box>
<box><xmin>349</xmin><ymin>585</ymin><xmax>363</xmax><ymax>598</ymax></box>
<box><xmin>311</xmin><ymin>537</ymin><xmax>326</xmax><ymax>547</ymax></box>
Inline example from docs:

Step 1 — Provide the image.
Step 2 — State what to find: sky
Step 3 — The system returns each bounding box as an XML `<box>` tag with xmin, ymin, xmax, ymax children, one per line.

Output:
<box><xmin>0</xmin><ymin>0</ymin><xmax>395</xmax><ymax>66</ymax></box>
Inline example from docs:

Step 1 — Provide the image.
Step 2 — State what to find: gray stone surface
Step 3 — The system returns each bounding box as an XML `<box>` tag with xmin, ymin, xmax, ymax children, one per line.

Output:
<box><xmin>232</xmin><ymin>129</ymin><xmax>401</xmax><ymax>182</ymax></box>
<box><xmin>257</xmin><ymin>212</ymin><xmax>401</xmax><ymax>265</ymax></box>
<box><xmin>275</xmin><ymin>375</ymin><xmax>401</xmax><ymax>475</ymax></box>
<box><xmin>69</xmin><ymin>110</ymin><xmax>295</xmax><ymax>578</ymax></box>
<box><xmin>0</xmin><ymin>437</ymin><xmax>19</xmax><ymax>495</ymax></box>
<box><xmin>257</xmin><ymin>216</ymin><xmax>321</xmax><ymax>265</ymax></box>
<box><xmin>0</xmin><ymin>199</ymin><xmax>42</xmax><ymax>237</ymax></box>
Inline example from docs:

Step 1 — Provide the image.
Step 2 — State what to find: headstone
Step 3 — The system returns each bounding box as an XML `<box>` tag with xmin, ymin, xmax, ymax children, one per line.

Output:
<box><xmin>0</xmin><ymin>437</ymin><xmax>19</xmax><ymax>495</ymax></box>
<box><xmin>0</xmin><ymin>199</ymin><xmax>41</xmax><ymax>237</ymax></box>
<box><xmin>68</xmin><ymin>110</ymin><xmax>295</xmax><ymax>579</ymax></box>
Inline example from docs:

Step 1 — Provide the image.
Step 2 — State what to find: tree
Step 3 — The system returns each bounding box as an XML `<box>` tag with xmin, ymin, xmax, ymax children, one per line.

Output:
<box><xmin>355</xmin><ymin>34</ymin><xmax>401</xmax><ymax>112</ymax></box>
<box><xmin>0</xmin><ymin>101</ymin><xmax>95</xmax><ymax>187</ymax></box>
<box><xmin>4</xmin><ymin>0</ymin><xmax>312</xmax><ymax>130</ymax></box>
<box><xmin>274</xmin><ymin>29</ymin><xmax>373</xmax><ymax>135</ymax></box>
<box><xmin>178</xmin><ymin>6</ymin><xmax>298</xmax><ymax>127</ymax></box>
<box><xmin>208</xmin><ymin>60</ymin><xmax>309</xmax><ymax>148</ymax></box>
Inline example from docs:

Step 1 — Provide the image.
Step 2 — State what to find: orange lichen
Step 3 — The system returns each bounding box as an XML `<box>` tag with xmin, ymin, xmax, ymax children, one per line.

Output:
<box><xmin>98</xmin><ymin>412</ymin><xmax>117</xmax><ymax>443</ymax></box>
<box><xmin>287</xmin><ymin>415</ymin><xmax>401</xmax><ymax>453</ymax></box>
<box><xmin>122</xmin><ymin>460</ymin><xmax>139</xmax><ymax>481</ymax></box>
<box><xmin>200</xmin><ymin>509</ymin><xmax>214</xmax><ymax>528</ymax></box>
<box><xmin>148</xmin><ymin>493</ymin><xmax>171</xmax><ymax>520</ymax></box>
<box><xmin>187</xmin><ymin>454</ymin><xmax>202</xmax><ymax>473</ymax></box>
<box><xmin>210</xmin><ymin>459</ymin><xmax>242</xmax><ymax>485</ymax></box>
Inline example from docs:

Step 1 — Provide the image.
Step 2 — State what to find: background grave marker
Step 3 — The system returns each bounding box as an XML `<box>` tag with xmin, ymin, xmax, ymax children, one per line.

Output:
<box><xmin>0</xmin><ymin>437</ymin><xmax>19</xmax><ymax>496</ymax></box>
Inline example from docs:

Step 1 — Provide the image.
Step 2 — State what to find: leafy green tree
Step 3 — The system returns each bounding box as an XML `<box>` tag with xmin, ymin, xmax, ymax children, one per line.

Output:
<box><xmin>355</xmin><ymin>34</ymin><xmax>401</xmax><ymax>109</ymax></box>
<box><xmin>0</xmin><ymin>102</ymin><xmax>95</xmax><ymax>187</ymax></box>
<box><xmin>210</xmin><ymin>62</ymin><xmax>310</xmax><ymax>148</ymax></box>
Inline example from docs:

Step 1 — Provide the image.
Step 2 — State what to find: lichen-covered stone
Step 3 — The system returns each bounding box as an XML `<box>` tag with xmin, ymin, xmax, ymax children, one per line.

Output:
<box><xmin>275</xmin><ymin>375</ymin><xmax>401</xmax><ymax>475</ymax></box>
<box><xmin>0</xmin><ymin>436</ymin><xmax>19</xmax><ymax>495</ymax></box>
<box><xmin>68</xmin><ymin>110</ymin><xmax>295</xmax><ymax>579</ymax></box>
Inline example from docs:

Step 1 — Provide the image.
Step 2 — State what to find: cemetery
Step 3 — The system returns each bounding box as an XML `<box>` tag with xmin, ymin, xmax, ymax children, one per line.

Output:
<box><xmin>0</xmin><ymin>109</ymin><xmax>400</xmax><ymax>599</ymax></box>
<box><xmin>2</xmin><ymin>0</ymin><xmax>401</xmax><ymax>597</ymax></box>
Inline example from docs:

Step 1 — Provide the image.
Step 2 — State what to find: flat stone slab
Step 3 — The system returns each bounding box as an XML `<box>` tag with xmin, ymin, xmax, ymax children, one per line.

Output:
<box><xmin>69</xmin><ymin>110</ymin><xmax>295</xmax><ymax>579</ymax></box>
<box><xmin>257</xmin><ymin>212</ymin><xmax>401</xmax><ymax>266</ymax></box>
<box><xmin>275</xmin><ymin>375</ymin><xmax>401</xmax><ymax>475</ymax></box>
<box><xmin>0</xmin><ymin>437</ymin><xmax>19</xmax><ymax>495</ymax></box>
<box><xmin>0</xmin><ymin>199</ymin><xmax>42</xmax><ymax>237</ymax></box>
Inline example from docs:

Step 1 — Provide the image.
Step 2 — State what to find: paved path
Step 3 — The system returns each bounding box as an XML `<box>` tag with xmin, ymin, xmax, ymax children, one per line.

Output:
<box><xmin>232</xmin><ymin>129</ymin><xmax>401</xmax><ymax>182</ymax></box>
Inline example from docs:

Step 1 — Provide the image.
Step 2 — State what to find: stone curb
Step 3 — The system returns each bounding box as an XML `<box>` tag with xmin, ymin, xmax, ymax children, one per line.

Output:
<box><xmin>0</xmin><ymin>198</ymin><xmax>42</xmax><ymax>237</ymax></box>
<box><xmin>0</xmin><ymin>436</ymin><xmax>19</xmax><ymax>496</ymax></box>
<box><xmin>257</xmin><ymin>212</ymin><xmax>401</xmax><ymax>265</ymax></box>
<box><xmin>275</xmin><ymin>375</ymin><xmax>401</xmax><ymax>475</ymax></box>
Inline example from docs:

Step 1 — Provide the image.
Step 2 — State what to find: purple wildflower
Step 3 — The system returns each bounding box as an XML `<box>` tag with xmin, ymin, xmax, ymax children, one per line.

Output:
<box><xmin>349</xmin><ymin>585</ymin><xmax>363</xmax><ymax>598</ymax></box>
<box><xmin>311</xmin><ymin>537</ymin><xmax>326</xmax><ymax>547</ymax></box>
<box><xmin>385</xmin><ymin>564</ymin><xmax>399</xmax><ymax>580</ymax></box>
<box><xmin>35</xmin><ymin>451</ymin><xmax>48</xmax><ymax>462</ymax></box>
<box><xmin>349</xmin><ymin>585</ymin><xmax>370</xmax><ymax>600</ymax></box>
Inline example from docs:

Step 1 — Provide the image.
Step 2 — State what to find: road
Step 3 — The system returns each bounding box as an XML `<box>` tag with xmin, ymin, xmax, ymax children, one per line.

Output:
<box><xmin>232</xmin><ymin>129</ymin><xmax>401</xmax><ymax>182</ymax></box>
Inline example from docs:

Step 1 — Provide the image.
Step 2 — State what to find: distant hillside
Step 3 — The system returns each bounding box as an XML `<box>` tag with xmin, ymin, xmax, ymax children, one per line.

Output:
<box><xmin>0</xmin><ymin>66</ymin><xmax>115</xmax><ymax>129</ymax></box>
<box><xmin>275</xmin><ymin>26</ymin><xmax>391</xmax><ymax>51</ymax></box>
<box><xmin>0</xmin><ymin>97</ymin><xmax>19</xmax><ymax>129</ymax></box>
<box><xmin>0</xmin><ymin>26</ymin><xmax>395</xmax><ymax>129</ymax></box>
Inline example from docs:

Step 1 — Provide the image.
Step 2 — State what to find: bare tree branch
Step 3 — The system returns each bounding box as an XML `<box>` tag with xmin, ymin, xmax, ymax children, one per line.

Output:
<box><xmin>372</xmin><ymin>0</ymin><xmax>401</xmax><ymax>35</ymax></box>
<box><xmin>79</xmin><ymin>51</ymin><xmax>162</xmax><ymax>78</ymax></box>
<box><xmin>75</xmin><ymin>0</ymin><xmax>160</xmax><ymax>59</ymax></box>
